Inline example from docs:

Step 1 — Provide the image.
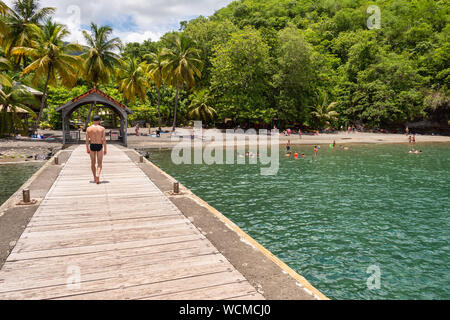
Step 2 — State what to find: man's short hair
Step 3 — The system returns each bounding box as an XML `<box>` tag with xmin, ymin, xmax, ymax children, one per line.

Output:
<box><xmin>93</xmin><ymin>116</ymin><xmax>101</xmax><ymax>122</ymax></box>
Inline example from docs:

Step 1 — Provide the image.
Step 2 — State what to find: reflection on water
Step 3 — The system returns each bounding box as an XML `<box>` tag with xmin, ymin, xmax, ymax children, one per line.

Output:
<box><xmin>148</xmin><ymin>143</ymin><xmax>450</xmax><ymax>300</ymax></box>
<box><xmin>0</xmin><ymin>163</ymin><xmax>43</xmax><ymax>206</ymax></box>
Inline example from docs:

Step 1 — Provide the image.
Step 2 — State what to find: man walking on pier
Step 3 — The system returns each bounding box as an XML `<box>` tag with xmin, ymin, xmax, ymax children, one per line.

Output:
<box><xmin>86</xmin><ymin>116</ymin><xmax>107</xmax><ymax>184</ymax></box>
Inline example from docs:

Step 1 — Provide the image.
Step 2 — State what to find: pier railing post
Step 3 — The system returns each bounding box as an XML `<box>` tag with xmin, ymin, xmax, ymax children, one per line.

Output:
<box><xmin>22</xmin><ymin>189</ymin><xmax>31</xmax><ymax>204</ymax></box>
<box><xmin>173</xmin><ymin>182</ymin><xmax>180</xmax><ymax>194</ymax></box>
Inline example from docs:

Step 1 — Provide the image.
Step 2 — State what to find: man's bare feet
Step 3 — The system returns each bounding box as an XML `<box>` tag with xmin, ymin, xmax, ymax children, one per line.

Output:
<box><xmin>95</xmin><ymin>175</ymin><xmax>100</xmax><ymax>184</ymax></box>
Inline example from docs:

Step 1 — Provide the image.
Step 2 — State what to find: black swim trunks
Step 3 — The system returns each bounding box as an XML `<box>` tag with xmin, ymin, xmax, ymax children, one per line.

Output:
<box><xmin>90</xmin><ymin>144</ymin><xmax>103</xmax><ymax>152</ymax></box>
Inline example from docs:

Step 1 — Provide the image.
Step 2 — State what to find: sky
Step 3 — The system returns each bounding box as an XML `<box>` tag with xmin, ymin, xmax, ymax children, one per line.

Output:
<box><xmin>4</xmin><ymin>0</ymin><xmax>235</xmax><ymax>44</ymax></box>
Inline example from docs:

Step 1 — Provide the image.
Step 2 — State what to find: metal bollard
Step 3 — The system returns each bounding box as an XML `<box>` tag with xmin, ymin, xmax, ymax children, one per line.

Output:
<box><xmin>140</xmin><ymin>156</ymin><xmax>144</xmax><ymax>163</ymax></box>
<box><xmin>173</xmin><ymin>182</ymin><xmax>180</xmax><ymax>194</ymax></box>
<box><xmin>54</xmin><ymin>156</ymin><xmax>59</xmax><ymax>165</ymax></box>
<box><xmin>23</xmin><ymin>189</ymin><xmax>31</xmax><ymax>203</ymax></box>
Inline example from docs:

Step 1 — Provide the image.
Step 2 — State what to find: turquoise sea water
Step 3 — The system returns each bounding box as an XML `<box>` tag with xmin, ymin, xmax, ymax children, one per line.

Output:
<box><xmin>0</xmin><ymin>163</ymin><xmax>43</xmax><ymax>206</ymax></box>
<box><xmin>148</xmin><ymin>143</ymin><xmax>450</xmax><ymax>300</ymax></box>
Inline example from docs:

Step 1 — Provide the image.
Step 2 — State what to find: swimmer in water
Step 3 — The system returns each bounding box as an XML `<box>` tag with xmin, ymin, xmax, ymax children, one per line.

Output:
<box><xmin>286</xmin><ymin>140</ymin><xmax>291</xmax><ymax>153</ymax></box>
<box><xmin>314</xmin><ymin>146</ymin><xmax>319</xmax><ymax>157</ymax></box>
<box><xmin>294</xmin><ymin>152</ymin><xmax>299</xmax><ymax>159</ymax></box>
<box><xmin>301</xmin><ymin>153</ymin><xmax>306</xmax><ymax>158</ymax></box>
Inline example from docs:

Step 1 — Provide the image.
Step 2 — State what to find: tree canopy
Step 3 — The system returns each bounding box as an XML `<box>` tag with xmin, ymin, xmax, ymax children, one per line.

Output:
<box><xmin>1</xmin><ymin>0</ymin><xmax>449</xmax><ymax>134</ymax></box>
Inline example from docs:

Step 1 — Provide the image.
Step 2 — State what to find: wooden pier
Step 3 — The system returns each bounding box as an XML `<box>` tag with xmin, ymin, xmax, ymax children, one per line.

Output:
<box><xmin>0</xmin><ymin>146</ymin><xmax>264</xmax><ymax>300</ymax></box>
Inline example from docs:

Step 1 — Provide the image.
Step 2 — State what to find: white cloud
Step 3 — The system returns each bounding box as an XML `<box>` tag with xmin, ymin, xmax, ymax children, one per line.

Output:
<box><xmin>118</xmin><ymin>30</ymin><xmax>162</xmax><ymax>43</ymax></box>
<box><xmin>4</xmin><ymin>0</ymin><xmax>234</xmax><ymax>44</ymax></box>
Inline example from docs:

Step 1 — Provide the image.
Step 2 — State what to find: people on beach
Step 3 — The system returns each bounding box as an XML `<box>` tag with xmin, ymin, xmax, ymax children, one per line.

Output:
<box><xmin>135</xmin><ymin>123</ymin><xmax>140</xmax><ymax>136</ymax></box>
<box><xmin>406</xmin><ymin>126</ymin><xmax>409</xmax><ymax>136</ymax></box>
<box><xmin>408</xmin><ymin>134</ymin><xmax>418</xmax><ymax>153</ymax></box>
<box><xmin>86</xmin><ymin>116</ymin><xmax>107</xmax><ymax>184</ymax></box>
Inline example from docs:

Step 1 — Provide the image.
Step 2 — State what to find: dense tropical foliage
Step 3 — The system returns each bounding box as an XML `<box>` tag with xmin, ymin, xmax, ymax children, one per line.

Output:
<box><xmin>0</xmin><ymin>0</ymin><xmax>448</xmax><ymax>137</ymax></box>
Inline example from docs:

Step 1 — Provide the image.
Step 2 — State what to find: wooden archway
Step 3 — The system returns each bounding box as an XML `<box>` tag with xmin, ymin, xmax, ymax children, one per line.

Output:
<box><xmin>56</xmin><ymin>88</ymin><xmax>133</xmax><ymax>146</ymax></box>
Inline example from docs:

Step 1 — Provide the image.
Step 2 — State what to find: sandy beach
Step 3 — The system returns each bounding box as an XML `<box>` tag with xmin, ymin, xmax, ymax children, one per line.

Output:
<box><xmin>0</xmin><ymin>128</ymin><xmax>450</xmax><ymax>159</ymax></box>
<box><xmin>127</xmin><ymin>128</ymin><xmax>450</xmax><ymax>149</ymax></box>
<box><xmin>1</xmin><ymin>128</ymin><xmax>449</xmax><ymax>163</ymax></box>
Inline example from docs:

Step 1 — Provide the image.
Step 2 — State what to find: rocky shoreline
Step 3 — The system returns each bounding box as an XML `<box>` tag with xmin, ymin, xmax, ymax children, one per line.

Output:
<box><xmin>0</xmin><ymin>138</ymin><xmax>62</xmax><ymax>164</ymax></box>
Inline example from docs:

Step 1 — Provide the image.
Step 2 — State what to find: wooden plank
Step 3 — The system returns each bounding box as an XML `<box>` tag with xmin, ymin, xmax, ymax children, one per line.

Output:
<box><xmin>26</xmin><ymin>214</ymin><xmax>183</xmax><ymax>232</ymax></box>
<box><xmin>3</xmin><ymin>239</ymin><xmax>215</xmax><ymax>274</ymax></box>
<box><xmin>0</xmin><ymin>252</ymin><xmax>226</xmax><ymax>294</ymax></box>
<box><xmin>8</xmin><ymin>234</ymin><xmax>204</xmax><ymax>261</ymax></box>
<box><xmin>14</xmin><ymin>225</ymin><xmax>200</xmax><ymax>253</ymax></box>
<box><xmin>141</xmin><ymin>282</ymin><xmax>261</xmax><ymax>300</ymax></box>
<box><xmin>226</xmin><ymin>293</ymin><xmax>266</xmax><ymax>300</ymax></box>
<box><xmin>0</xmin><ymin>263</ymin><xmax>234</xmax><ymax>300</ymax></box>
<box><xmin>23</xmin><ymin>215</ymin><xmax>191</xmax><ymax>236</ymax></box>
<box><xmin>52</xmin><ymin>271</ymin><xmax>247</xmax><ymax>300</ymax></box>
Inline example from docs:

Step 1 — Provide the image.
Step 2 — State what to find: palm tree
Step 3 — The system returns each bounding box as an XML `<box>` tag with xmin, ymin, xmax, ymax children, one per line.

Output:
<box><xmin>0</xmin><ymin>1</ymin><xmax>10</xmax><ymax>44</ymax></box>
<box><xmin>188</xmin><ymin>89</ymin><xmax>216</xmax><ymax>125</ymax></box>
<box><xmin>144</xmin><ymin>50</ymin><xmax>165</xmax><ymax>130</ymax></box>
<box><xmin>81</xmin><ymin>23</ymin><xmax>121</xmax><ymax>127</ymax></box>
<box><xmin>3</xmin><ymin>0</ymin><xmax>55</xmax><ymax>66</ymax></box>
<box><xmin>0</xmin><ymin>56</ymin><xmax>37</xmax><ymax>136</ymax></box>
<box><xmin>116</xmin><ymin>57</ymin><xmax>148</xmax><ymax>104</ymax></box>
<box><xmin>0</xmin><ymin>1</ymin><xmax>8</xmax><ymax>14</ymax></box>
<box><xmin>0</xmin><ymin>82</ymin><xmax>38</xmax><ymax>137</ymax></box>
<box><xmin>11</xmin><ymin>19</ymin><xmax>82</xmax><ymax>130</ymax></box>
<box><xmin>310</xmin><ymin>92</ymin><xmax>339</xmax><ymax>129</ymax></box>
<box><xmin>161</xmin><ymin>33</ymin><xmax>203</xmax><ymax>132</ymax></box>
<box><xmin>0</xmin><ymin>57</ymin><xmax>12</xmax><ymax>87</ymax></box>
<box><xmin>81</xmin><ymin>23</ymin><xmax>122</xmax><ymax>87</ymax></box>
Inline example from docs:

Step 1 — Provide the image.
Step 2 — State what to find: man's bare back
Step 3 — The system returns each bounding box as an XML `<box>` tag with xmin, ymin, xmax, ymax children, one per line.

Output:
<box><xmin>86</xmin><ymin>117</ymin><xmax>107</xmax><ymax>184</ymax></box>
<box><xmin>87</xmin><ymin>126</ymin><xmax>105</xmax><ymax>145</ymax></box>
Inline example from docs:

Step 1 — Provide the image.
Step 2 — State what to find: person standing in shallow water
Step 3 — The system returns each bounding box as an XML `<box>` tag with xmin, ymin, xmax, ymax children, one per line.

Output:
<box><xmin>86</xmin><ymin>116</ymin><xmax>107</xmax><ymax>184</ymax></box>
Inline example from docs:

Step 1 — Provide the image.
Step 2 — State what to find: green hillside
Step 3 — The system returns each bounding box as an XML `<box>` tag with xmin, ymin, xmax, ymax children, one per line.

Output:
<box><xmin>176</xmin><ymin>0</ymin><xmax>449</xmax><ymax>129</ymax></box>
<box><xmin>2</xmin><ymin>0</ymin><xmax>448</xmax><ymax>132</ymax></box>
